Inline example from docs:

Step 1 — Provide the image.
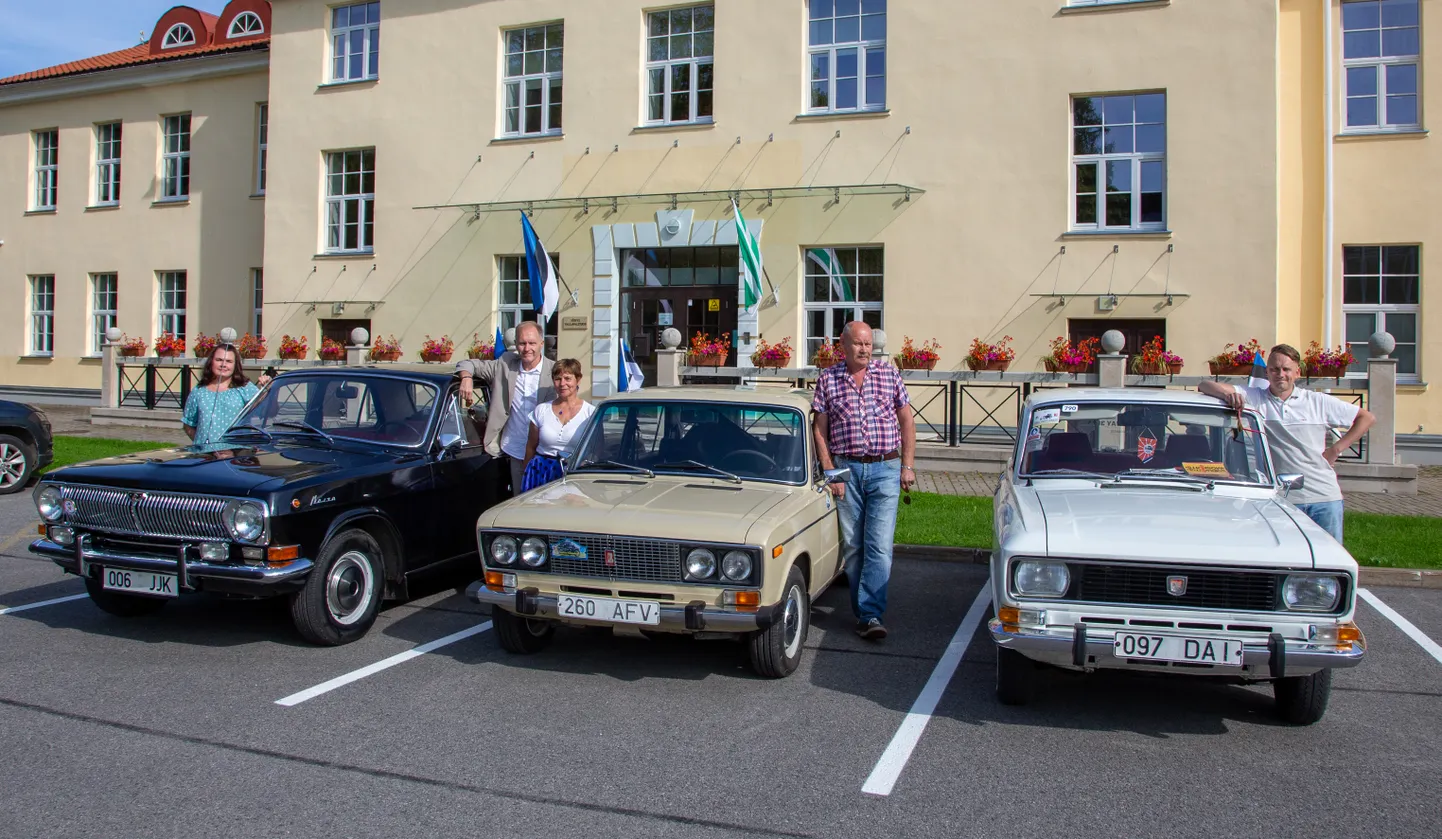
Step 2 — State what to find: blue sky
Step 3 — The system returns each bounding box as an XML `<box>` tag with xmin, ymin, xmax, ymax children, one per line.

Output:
<box><xmin>0</xmin><ymin>0</ymin><xmax>230</xmax><ymax>78</ymax></box>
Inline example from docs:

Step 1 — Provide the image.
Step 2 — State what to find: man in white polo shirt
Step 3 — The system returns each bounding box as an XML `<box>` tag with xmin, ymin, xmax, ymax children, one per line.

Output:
<box><xmin>1199</xmin><ymin>343</ymin><xmax>1374</xmax><ymax>541</ymax></box>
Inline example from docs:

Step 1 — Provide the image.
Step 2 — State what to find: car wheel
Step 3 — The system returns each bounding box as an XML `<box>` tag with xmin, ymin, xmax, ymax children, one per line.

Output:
<box><xmin>492</xmin><ymin>608</ymin><xmax>555</xmax><ymax>654</ymax></box>
<box><xmin>1273</xmin><ymin>668</ymin><xmax>1332</xmax><ymax>725</ymax></box>
<box><xmin>996</xmin><ymin>646</ymin><xmax>1035</xmax><ymax>706</ymax></box>
<box><xmin>289</xmin><ymin>529</ymin><xmax>384</xmax><ymax>646</ymax></box>
<box><xmin>0</xmin><ymin>434</ymin><xmax>36</xmax><ymax>495</ymax></box>
<box><xmin>748</xmin><ymin>565</ymin><xmax>809</xmax><ymax>679</ymax></box>
<box><xmin>83</xmin><ymin>577</ymin><xmax>169</xmax><ymax>617</ymax></box>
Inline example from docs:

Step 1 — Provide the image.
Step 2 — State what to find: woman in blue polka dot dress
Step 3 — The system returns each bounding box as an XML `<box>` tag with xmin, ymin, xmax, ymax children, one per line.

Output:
<box><xmin>182</xmin><ymin>344</ymin><xmax>271</xmax><ymax>448</ymax></box>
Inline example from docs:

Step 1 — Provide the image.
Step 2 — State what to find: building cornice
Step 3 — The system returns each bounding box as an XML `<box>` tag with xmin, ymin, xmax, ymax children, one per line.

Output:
<box><xmin>0</xmin><ymin>49</ymin><xmax>269</xmax><ymax>107</ymax></box>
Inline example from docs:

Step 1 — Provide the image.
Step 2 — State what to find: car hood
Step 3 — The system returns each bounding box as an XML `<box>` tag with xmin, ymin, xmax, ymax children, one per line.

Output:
<box><xmin>43</xmin><ymin>442</ymin><xmax>413</xmax><ymax>496</ymax></box>
<box><xmin>479</xmin><ymin>475</ymin><xmax>795</xmax><ymax>545</ymax></box>
<box><xmin>1034</xmin><ymin>487</ymin><xmax>1315</xmax><ymax>568</ymax></box>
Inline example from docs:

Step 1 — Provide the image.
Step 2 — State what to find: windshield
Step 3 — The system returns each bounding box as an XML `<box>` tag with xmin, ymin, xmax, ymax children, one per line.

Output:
<box><xmin>570</xmin><ymin>400</ymin><xmax>808</xmax><ymax>485</ymax></box>
<box><xmin>232</xmin><ymin>375</ymin><xmax>440</xmax><ymax>447</ymax></box>
<box><xmin>1020</xmin><ymin>401</ymin><xmax>1272</xmax><ymax>485</ymax></box>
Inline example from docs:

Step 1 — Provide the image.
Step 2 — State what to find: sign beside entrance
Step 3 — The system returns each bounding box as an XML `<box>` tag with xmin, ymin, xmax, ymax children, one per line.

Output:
<box><xmin>707</xmin><ymin>299</ymin><xmax>720</xmax><ymax>312</ymax></box>
<box><xmin>657</xmin><ymin>313</ymin><xmax>674</xmax><ymax>326</ymax></box>
<box><xmin>561</xmin><ymin>316</ymin><xmax>588</xmax><ymax>331</ymax></box>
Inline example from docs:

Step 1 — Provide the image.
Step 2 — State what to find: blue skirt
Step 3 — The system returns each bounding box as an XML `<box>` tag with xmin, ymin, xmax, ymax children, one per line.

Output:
<box><xmin>521</xmin><ymin>455</ymin><xmax>565</xmax><ymax>492</ymax></box>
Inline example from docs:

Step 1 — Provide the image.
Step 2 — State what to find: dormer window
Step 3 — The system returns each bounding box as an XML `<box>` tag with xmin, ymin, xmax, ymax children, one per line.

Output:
<box><xmin>162</xmin><ymin>23</ymin><xmax>196</xmax><ymax>49</ymax></box>
<box><xmin>228</xmin><ymin>11</ymin><xmax>264</xmax><ymax>38</ymax></box>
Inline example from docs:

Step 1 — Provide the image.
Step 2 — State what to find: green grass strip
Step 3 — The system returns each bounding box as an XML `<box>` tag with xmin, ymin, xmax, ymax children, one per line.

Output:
<box><xmin>41</xmin><ymin>435</ymin><xmax>173</xmax><ymax>476</ymax></box>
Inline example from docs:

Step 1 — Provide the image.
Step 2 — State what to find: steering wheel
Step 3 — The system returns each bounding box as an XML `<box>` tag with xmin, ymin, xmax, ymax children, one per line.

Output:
<box><xmin>717</xmin><ymin>449</ymin><xmax>778</xmax><ymax>475</ymax></box>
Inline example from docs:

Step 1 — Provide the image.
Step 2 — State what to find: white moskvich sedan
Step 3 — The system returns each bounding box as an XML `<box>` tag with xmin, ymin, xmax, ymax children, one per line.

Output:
<box><xmin>990</xmin><ymin>388</ymin><xmax>1364</xmax><ymax>724</ymax></box>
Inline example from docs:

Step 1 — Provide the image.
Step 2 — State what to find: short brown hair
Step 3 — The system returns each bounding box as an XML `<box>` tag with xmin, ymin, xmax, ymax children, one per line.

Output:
<box><xmin>552</xmin><ymin>358</ymin><xmax>583</xmax><ymax>380</ymax></box>
<box><xmin>1268</xmin><ymin>344</ymin><xmax>1302</xmax><ymax>366</ymax></box>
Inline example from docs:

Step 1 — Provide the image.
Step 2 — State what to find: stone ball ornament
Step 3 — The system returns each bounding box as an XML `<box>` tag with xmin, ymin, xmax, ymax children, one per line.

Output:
<box><xmin>660</xmin><ymin>327</ymin><xmax>682</xmax><ymax>349</ymax></box>
<box><xmin>871</xmin><ymin>329</ymin><xmax>887</xmax><ymax>353</ymax></box>
<box><xmin>219</xmin><ymin>327</ymin><xmax>238</xmax><ymax>343</ymax></box>
<box><xmin>1368</xmin><ymin>331</ymin><xmax>1396</xmax><ymax>359</ymax></box>
<box><xmin>105</xmin><ymin>326</ymin><xmax>123</xmax><ymax>343</ymax></box>
<box><xmin>1101</xmin><ymin>330</ymin><xmax>1125</xmax><ymax>355</ymax></box>
<box><xmin>350</xmin><ymin>327</ymin><xmax>370</xmax><ymax>346</ymax></box>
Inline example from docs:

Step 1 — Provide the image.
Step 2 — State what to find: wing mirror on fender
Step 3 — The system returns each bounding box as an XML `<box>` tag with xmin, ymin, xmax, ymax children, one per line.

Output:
<box><xmin>823</xmin><ymin>466</ymin><xmax>852</xmax><ymax>484</ymax></box>
<box><xmin>437</xmin><ymin>433</ymin><xmax>464</xmax><ymax>458</ymax></box>
<box><xmin>1278</xmin><ymin>473</ymin><xmax>1305</xmax><ymax>494</ymax></box>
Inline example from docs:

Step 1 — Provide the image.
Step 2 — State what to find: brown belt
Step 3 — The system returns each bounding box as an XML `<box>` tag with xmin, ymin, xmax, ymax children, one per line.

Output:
<box><xmin>840</xmin><ymin>450</ymin><xmax>900</xmax><ymax>464</ymax></box>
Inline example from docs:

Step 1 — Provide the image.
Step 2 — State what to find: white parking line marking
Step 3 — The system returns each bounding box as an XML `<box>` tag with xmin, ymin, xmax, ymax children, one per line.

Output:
<box><xmin>1359</xmin><ymin>588</ymin><xmax>1442</xmax><ymax>667</ymax></box>
<box><xmin>0</xmin><ymin>593</ymin><xmax>88</xmax><ymax>616</ymax></box>
<box><xmin>275</xmin><ymin>621</ymin><xmax>492</xmax><ymax>707</ymax></box>
<box><xmin>862</xmin><ymin>585</ymin><xmax>992</xmax><ymax>797</ymax></box>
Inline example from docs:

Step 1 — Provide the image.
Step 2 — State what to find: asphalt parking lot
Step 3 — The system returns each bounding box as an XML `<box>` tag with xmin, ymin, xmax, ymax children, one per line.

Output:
<box><xmin>2</xmin><ymin>490</ymin><xmax>1440</xmax><ymax>839</ymax></box>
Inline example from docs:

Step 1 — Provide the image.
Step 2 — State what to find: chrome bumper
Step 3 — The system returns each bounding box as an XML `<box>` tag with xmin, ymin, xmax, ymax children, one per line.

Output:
<box><xmin>466</xmin><ymin>580</ymin><xmax>778</xmax><ymax>633</ymax></box>
<box><xmin>990</xmin><ymin>620</ymin><xmax>1365</xmax><ymax>677</ymax></box>
<box><xmin>32</xmin><ymin>536</ymin><xmax>313</xmax><ymax>590</ymax></box>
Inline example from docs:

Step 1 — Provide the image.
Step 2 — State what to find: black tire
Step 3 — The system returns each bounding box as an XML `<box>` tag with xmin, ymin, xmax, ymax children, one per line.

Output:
<box><xmin>1274</xmin><ymin>669</ymin><xmax>1332</xmax><ymax>725</ymax></box>
<box><xmin>748</xmin><ymin>565</ymin><xmax>809</xmax><ymax>678</ymax></box>
<box><xmin>289</xmin><ymin>529</ymin><xmax>384</xmax><ymax>646</ymax></box>
<box><xmin>0</xmin><ymin>433</ymin><xmax>36</xmax><ymax>495</ymax></box>
<box><xmin>83</xmin><ymin>577</ymin><xmax>169</xmax><ymax>617</ymax></box>
<box><xmin>996</xmin><ymin>646</ymin><xmax>1035</xmax><ymax>706</ymax></box>
<box><xmin>492</xmin><ymin>608</ymin><xmax>556</xmax><ymax>654</ymax></box>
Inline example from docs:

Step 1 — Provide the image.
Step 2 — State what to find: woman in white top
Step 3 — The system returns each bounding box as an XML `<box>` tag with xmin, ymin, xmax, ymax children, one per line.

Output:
<box><xmin>521</xmin><ymin>358</ymin><xmax>596</xmax><ymax>492</ymax></box>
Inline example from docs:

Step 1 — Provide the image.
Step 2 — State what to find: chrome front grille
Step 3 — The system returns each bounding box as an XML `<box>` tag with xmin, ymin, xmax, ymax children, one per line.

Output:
<box><xmin>545</xmin><ymin>534</ymin><xmax>682</xmax><ymax>583</ymax></box>
<box><xmin>59</xmin><ymin>484</ymin><xmax>230</xmax><ymax>540</ymax></box>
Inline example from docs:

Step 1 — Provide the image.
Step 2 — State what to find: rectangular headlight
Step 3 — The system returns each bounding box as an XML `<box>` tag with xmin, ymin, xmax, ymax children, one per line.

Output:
<box><xmin>1012</xmin><ymin>560</ymin><xmax>1071</xmax><ymax>598</ymax></box>
<box><xmin>1283</xmin><ymin>574</ymin><xmax>1342</xmax><ymax>612</ymax></box>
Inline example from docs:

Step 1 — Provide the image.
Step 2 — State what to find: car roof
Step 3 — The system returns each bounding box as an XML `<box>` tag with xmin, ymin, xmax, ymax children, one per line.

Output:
<box><xmin>1024</xmin><ymin>387</ymin><xmax>1234</xmax><ymax>410</ymax></box>
<box><xmin>271</xmin><ymin>365</ymin><xmax>457</xmax><ymax>387</ymax></box>
<box><xmin>603</xmin><ymin>386</ymin><xmax>814</xmax><ymax>412</ymax></box>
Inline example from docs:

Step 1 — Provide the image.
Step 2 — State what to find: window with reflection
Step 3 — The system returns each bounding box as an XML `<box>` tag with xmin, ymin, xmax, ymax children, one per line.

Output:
<box><xmin>1342</xmin><ymin>0</ymin><xmax>1420</xmax><ymax>130</ymax></box>
<box><xmin>1071</xmin><ymin>92</ymin><xmax>1166</xmax><ymax>231</ymax></box>
<box><xmin>1343</xmin><ymin>245</ymin><xmax>1420</xmax><ymax>381</ymax></box>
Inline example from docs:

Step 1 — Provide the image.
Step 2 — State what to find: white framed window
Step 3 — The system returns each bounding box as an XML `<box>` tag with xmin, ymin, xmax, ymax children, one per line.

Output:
<box><xmin>252</xmin><ymin>268</ymin><xmax>264</xmax><ymax>335</ymax></box>
<box><xmin>502</xmin><ymin>24</ymin><xmax>563</xmax><ymax>137</ymax></box>
<box><xmin>1343</xmin><ymin>245</ymin><xmax>1420</xmax><ymax>381</ymax></box>
<box><xmin>1071</xmin><ymin>92</ymin><xmax>1166</xmax><ymax>231</ymax></box>
<box><xmin>255</xmin><ymin>103</ymin><xmax>268</xmax><ymax>194</ymax></box>
<box><xmin>325</xmin><ymin>149</ymin><xmax>375</xmax><ymax>253</ymax></box>
<box><xmin>162</xmin><ymin>23</ymin><xmax>196</xmax><ymax>49</ymax></box>
<box><xmin>498</xmin><ymin>254</ymin><xmax>560</xmax><ymax>354</ymax></box>
<box><xmin>158</xmin><ymin>271</ymin><xmax>187</xmax><ymax>339</ymax></box>
<box><xmin>91</xmin><ymin>273</ymin><xmax>118</xmax><ymax>355</ymax></box>
<box><xmin>33</xmin><ymin>129</ymin><xmax>58</xmax><ymax>210</ymax></box>
<box><xmin>29</xmin><ymin>275</ymin><xmax>55</xmax><ymax>356</ymax></box>
<box><xmin>1343</xmin><ymin>0</ymin><xmax>1420</xmax><ymax>130</ymax></box>
<box><xmin>645</xmin><ymin>5</ymin><xmax>714</xmax><ymax>125</ymax></box>
<box><xmin>807</xmin><ymin>0</ymin><xmax>886</xmax><ymax>113</ymax></box>
<box><xmin>161</xmin><ymin>114</ymin><xmax>191</xmax><ymax>200</ymax></box>
<box><xmin>229</xmin><ymin>10</ymin><xmax>265</xmax><ymax>38</ymax></box>
<box><xmin>803</xmin><ymin>246</ymin><xmax>883</xmax><ymax>363</ymax></box>
<box><xmin>95</xmin><ymin>122</ymin><xmax>122</xmax><ymax>206</ymax></box>
<box><xmin>331</xmin><ymin>2</ymin><xmax>380</xmax><ymax>82</ymax></box>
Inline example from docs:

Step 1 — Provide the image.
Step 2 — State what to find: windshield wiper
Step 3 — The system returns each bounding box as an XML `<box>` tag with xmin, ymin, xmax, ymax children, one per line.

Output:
<box><xmin>271</xmin><ymin>421</ymin><xmax>336</xmax><ymax>445</ymax></box>
<box><xmin>572</xmin><ymin>459</ymin><xmax>654</xmax><ymax>478</ymax></box>
<box><xmin>1109</xmin><ymin>468</ymin><xmax>1212</xmax><ymax>490</ymax></box>
<box><xmin>221</xmin><ymin>425</ymin><xmax>273</xmax><ymax>443</ymax></box>
<box><xmin>654</xmin><ymin>460</ymin><xmax>742</xmax><ymax>484</ymax></box>
<box><xmin>1025</xmin><ymin>468</ymin><xmax>1115</xmax><ymax>482</ymax></box>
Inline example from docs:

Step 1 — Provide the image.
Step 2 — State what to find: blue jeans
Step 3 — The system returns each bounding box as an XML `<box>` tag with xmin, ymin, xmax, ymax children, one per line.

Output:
<box><xmin>835</xmin><ymin>457</ymin><xmax>902</xmax><ymax>622</ymax></box>
<box><xmin>1296</xmin><ymin>500</ymin><xmax>1345</xmax><ymax>542</ymax></box>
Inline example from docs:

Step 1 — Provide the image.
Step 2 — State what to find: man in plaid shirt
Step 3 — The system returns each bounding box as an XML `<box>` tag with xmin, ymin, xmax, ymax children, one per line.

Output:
<box><xmin>813</xmin><ymin>322</ymin><xmax>917</xmax><ymax>640</ymax></box>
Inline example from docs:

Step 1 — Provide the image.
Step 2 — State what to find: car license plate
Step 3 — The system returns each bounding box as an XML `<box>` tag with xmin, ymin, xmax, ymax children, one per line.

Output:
<box><xmin>100</xmin><ymin>567</ymin><xmax>178</xmax><ymax>598</ymax></box>
<box><xmin>1113</xmin><ymin>631</ymin><xmax>1244</xmax><ymax>667</ymax></box>
<box><xmin>556</xmin><ymin>594</ymin><xmax>660</xmax><ymax>625</ymax></box>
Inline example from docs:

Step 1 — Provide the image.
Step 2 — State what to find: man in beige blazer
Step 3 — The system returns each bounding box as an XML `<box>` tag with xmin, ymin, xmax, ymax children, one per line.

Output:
<box><xmin>456</xmin><ymin>321</ymin><xmax>555</xmax><ymax>497</ymax></box>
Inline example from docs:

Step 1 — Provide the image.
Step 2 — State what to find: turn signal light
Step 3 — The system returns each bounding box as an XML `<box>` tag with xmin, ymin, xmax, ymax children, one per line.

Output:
<box><xmin>723</xmin><ymin>590</ymin><xmax>761</xmax><ymax>611</ymax></box>
<box><xmin>1338</xmin><ymin>624</ymin><xmax>1362</xmax><ymax>643</ymax></box>
<box><xmin>37</xmin><ymin>524</ymin><xmax>46</xmax><ymax>535</ymax></box>
<box><xmin>266</xmin><ymin>544</ymin><xmax>300</xmax><ymax>565</ymax></box>
<box><xmin>485</xmin><ymin>570</ymin><xmax>505</xmax><ymax>591</ymax></box>
<box><xmin>771</xmin><ymin>546</ymin><xmax>783</xmax><ymax>559</ymax></box>
<box><xmin>998</xmin><ymin>606</ymin><xmax>1020</xmax><ymax>633</ymax></box>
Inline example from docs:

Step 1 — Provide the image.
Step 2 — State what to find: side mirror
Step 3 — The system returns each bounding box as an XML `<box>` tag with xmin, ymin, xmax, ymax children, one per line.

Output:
<box><xmin>823</xmin><ymin>466</ymin><xmax>852</xmax><ymax>484</ymax></box>
<box><xmin>437</xmin><ymin>433</ymin><xmax>464</xmax><ymax>456</ymax></box>
<box><xmin>1278</xmin><ymin>473</ymin><xmax>1305</xmax><ymax>494</ymax></box>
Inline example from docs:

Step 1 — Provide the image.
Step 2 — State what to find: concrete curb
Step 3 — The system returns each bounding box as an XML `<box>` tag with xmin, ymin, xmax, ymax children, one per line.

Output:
<box><xmin>896</xmin><ymin>545</ymin><xmax>1442</xmax><ymax>589</ymax></box>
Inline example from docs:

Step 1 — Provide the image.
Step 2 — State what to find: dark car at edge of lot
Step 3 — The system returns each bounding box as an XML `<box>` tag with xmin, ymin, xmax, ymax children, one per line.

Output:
<box><xmin>0</xmin><ymin>398</ymin><xmax>54</xmax><ymax>495</ymax></box>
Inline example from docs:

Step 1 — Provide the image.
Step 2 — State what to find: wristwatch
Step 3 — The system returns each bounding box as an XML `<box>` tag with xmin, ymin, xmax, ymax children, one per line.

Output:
<box><xmin>902</xmin><ymin>465</ymin><xmax>914</xmax><ymax>472</ymax></box>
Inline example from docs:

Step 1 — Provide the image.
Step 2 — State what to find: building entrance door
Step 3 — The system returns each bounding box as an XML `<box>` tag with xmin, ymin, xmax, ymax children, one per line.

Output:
<box><xmin>622</xmin><ymin>289</ymin><xmax>736</xmax><ymax>383</ymax></box>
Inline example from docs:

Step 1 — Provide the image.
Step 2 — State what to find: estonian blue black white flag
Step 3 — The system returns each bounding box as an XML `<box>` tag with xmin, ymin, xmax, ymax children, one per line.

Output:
<box><xmin>1248</xmin><ymin>350</ymin><xmax>1268</xmax><ymax>388</ymax></box>
<box><xmin>520</xmin><ymin>211</ymin><xmax>560</xmax><ymax>322</ymax></box>
<box><xmin>617</xmin><ymin>339</ymin><xmax>644</xmax><ymax>392</ymax></box>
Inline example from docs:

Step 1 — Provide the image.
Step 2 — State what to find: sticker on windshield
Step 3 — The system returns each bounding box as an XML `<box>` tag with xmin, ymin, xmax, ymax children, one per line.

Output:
<box><xmin>552</xmin><ymin>538</ymin><xmax>588</xmax><ymax>560</ymax></box>
<box><xmin>1137</xmin><ymin>435</ymin><xmax>1158</xmax><ymax>463</ymax></box>
<box><xmin>1025</xmin><ymin>425</ymin><xmax>1044</xmax><ymax>452</ymax></box>
<box><xmin>1181</xmin><ymin>462</ymin><xmax>1231</xmax><ymax>478</ymax></box>
<box><xmin>1061</xmin><ymin>404</ymin><xmax>1078</xmax><ymax>413</ymax></box>
<box><xmin>1033</xmin><ymin>408</ymin><xmax>1061</xmax><ymax>425</ymax></box>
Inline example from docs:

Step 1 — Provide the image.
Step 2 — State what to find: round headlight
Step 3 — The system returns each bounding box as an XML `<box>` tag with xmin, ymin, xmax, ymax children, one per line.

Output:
<box><xmin>1283</xmin><ymin>575</ymin><xmax>1341</xmax><ymax>611</ymax></box>
<box><xmin>1013</xmin><ymin>560</ymin><xmax>1071</xmax><ymax>598</ymax></box>
<box><xmin>490</xmin><ymin>535</ymin><xmax>518</xmax><ymax>566</ymax></box>
<box><xmin>223</xmin><ymin>500</ymin><xmax>267</xmax><ymax>543</ymax></box>
<box><xmin>520</xmin><ymin>537</ymin><xmax>549</xmax><ymax>568</ymax></box>
<box><xmin>721</xmin><ymin>550</ymin><xmax>753</xmax><ymax>582</ymax></box>
<box><xmin>685</xmin><ymin>548</ymin><xmax>717</xmax><ymax>580</ymax></box>
<box><xmin>36</xmin><ymin>485</ymin><xmax>63</xmax><ymax>522</ymax></box>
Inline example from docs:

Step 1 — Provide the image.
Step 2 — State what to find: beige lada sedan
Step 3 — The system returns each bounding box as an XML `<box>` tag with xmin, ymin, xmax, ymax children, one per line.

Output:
<box><xmin>466</xmin><ymin>388</ymin><xmax>845</xmax><ymax>677</ymax></box>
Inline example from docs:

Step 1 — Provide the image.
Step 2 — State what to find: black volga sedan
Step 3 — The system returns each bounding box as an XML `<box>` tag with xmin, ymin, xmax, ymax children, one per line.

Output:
<box><xmin>30</xmin><ymin>368</ymin><xmax>500</xmax><ymax>644</ymax></box>
<box><xmin>0</xmin><ymin>398</ymin><xmax>53</xmax><ymax>495</ymax></box>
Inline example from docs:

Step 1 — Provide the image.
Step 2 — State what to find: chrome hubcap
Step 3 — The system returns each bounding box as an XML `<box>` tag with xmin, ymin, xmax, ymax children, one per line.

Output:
<box><xmin>0</xmin><ymin>444</ymin><xmax>25</xmax><ymax>488</ymax></box>
<box><xmin>325</xmin><ymin>551</ymin><xmax>374</xmax><ymax>625</ymax></box>
<box><xmin>782</xmin><ymin>584</ymin><xmax>804</xmax><ymax>658</ymax></box>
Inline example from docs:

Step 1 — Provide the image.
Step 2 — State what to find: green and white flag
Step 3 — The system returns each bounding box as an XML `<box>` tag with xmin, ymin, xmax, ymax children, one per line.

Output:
<box><xmin>732</xmin><ymin>199</ymin><xmax>764</xmax><ymax>309</ymax></box>
<box><xmin>806</xmin><ymin>247</ymin><xmax>854</xmax><ymax>302</ymax></box>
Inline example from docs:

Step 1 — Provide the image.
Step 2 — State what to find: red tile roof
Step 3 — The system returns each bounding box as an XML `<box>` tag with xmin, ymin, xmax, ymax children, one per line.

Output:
<box><xmin>0</xmin><ymin>10</ymin><xmax>268</xmax><ymax>87</ymax></box>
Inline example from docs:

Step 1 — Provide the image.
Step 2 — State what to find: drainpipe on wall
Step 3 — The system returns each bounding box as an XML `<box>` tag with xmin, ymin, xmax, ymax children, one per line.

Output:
<box><xmin>1323</xmin><ymin>0</ymin><xmax>1336</xmax><ymax>347</ymax></box>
